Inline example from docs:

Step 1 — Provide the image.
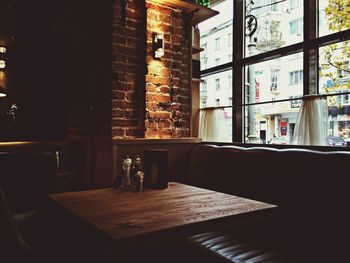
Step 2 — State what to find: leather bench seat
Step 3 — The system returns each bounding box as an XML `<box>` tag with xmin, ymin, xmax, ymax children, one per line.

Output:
<box><xmin>187</xmin><ymin>231</ymin><xmax>298</xmax><ymax>263</ymax></box>
<box><xmin>183</xmin><ymin>144</ymin><xmax>350</xmax><ymax>262</ymax></box>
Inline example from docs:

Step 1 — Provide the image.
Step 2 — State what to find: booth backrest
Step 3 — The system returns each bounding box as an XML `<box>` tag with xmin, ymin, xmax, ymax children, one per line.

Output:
<box><xmin>186</xmin><ymin>144</ymin><xmax>350</xmax><ymax>219</ymax></box>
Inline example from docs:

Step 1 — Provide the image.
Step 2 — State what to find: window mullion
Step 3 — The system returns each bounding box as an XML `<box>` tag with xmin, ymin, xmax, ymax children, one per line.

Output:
<box><xmin>304</xmin><ymin>0</ymin><xmax>318</xmax><ymax>95</ymax></box>
<box><xmin>233</xmin><ymin>0</ymin><xmax>244</xmax><ymax>143</ymax></box>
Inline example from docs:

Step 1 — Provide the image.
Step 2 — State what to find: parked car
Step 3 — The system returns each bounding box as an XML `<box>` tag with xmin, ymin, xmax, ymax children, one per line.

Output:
<box><xmin>327</xmin><ymin>136</ymin><xmax>347</xmax><ymax>147</ymax></box>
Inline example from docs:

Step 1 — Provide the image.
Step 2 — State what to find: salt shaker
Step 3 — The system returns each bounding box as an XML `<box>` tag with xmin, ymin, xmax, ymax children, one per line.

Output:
<box><xmin>122</xmin><ymin>155</ymin><xmax>132</xmax><ymax>187</ymax></box>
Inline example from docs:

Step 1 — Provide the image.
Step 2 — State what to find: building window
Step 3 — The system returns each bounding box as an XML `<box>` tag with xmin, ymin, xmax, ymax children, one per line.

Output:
<box><xmin>215</xmin><ymin>78</ymin><xmax>220</xmax><ymax>91</ymax></box>
<box><xmin>228</xmin><ymin>97</ymin><xmax>233</xmax><ymax>106</ymax></box>
<box><xmin>201</xmin><ymin>58</ymin><xmax>208</xmax><ymax>70</ymax></box>
<box><xmin>271</xmin><ymin>0</ymin><xmax>278</xmax><ymax>11</ymax></box>
<box><xmin>201</xmin><ymin>43</ymin><xmax>207</xmax><ymax>57</ymax></box>
<box><xmin>228</xmin><ymin>75</ymin><xmax>232</xmax><ymax>89</ymax></box>
<box><xmin>215</xmin><ymin>38</ymin><xmax>220</xmax><ymax>51</ymax></box>
<box><xmin>270</xmin><ymin>69</ymin><xmax>279</xmax><ymax>91</ymax></box>
<box><xmin>290</xmin><ymin>0</ymin><xmax>302</xmax><ymax>10</ymax></box>
<box><xmin>215</xmin><ymin>58</ymin><xmax>220</xmax><ymax>65</ymax></box>
<box><xmin>290</xmin><ymin>19</ymin><xmax>303</xmax><ymax>35</ymax></box>
<box><xmin>289</xmin><ymin>70</ymin><xmax>303</xmax><ymax>85</ymax></box>
<box><xmin>215</xmin><ymin>98</ymin><xmax>220</xmax><ymax>106</ymax></box>
<box><xmin>228</xmin><ymin>33</ymin><xmax>232</xmax><ymax>47</ymax></box>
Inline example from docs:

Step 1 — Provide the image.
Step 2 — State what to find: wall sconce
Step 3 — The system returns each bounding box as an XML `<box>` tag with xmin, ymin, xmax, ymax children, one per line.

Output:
<box><xmin>153</xmin><ymin>33</ymin><xmax>164</xmax><ymax>59</ymax></box>
<box><xmin>0</xmin><ymin>86</ymin><xmax>6</xmax><ymax>98</ymax></box>
<box><xmin>0</xmin><ymin>47</ymin><xmax>7</xmax><ymax>70</ymax></box>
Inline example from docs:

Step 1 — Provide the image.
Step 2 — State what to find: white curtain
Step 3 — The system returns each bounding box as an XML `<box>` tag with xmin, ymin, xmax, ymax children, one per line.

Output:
<box><xmin>293</xmin><ymin>95</ymin><xmax>328</xmax><ymax>146</ymax></box>
<box><xmin>199</xmin><ymin>108</ymin><xmax>228</xmax><ymax>142</ymax></box>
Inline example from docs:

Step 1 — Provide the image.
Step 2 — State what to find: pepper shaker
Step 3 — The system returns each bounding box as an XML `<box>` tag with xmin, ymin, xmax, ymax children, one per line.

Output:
<box><xmin>136</xmin><ymin>171</ymin><xmax>144</xmax><ymax>192</ymax></box>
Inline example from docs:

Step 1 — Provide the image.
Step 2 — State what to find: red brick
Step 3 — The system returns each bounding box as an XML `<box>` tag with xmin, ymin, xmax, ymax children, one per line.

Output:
<box><xmin>125</xmin><ymin>128</ymin><xmax>144</xmax><ymax>137</ymax></box>
<box><xmin>112</xmin><ymin>128</ymin><xmax>125</xmax><ymax>137</ymax></box>
<box><xmin>158</xmin><ymin>120</ymin><xmax>171</xmax><ymax>128</ymax></box>
<box><xmin>145</xmin><ymin>129</ymin><xmax>159</xmax><ymax>139</ymax></box>
<box><xmin>150</xmin><ymin>111</ymin><xmax>171</xmax><ymax>119</ymax></box>
<box><xmin>146</xmin><ymin>83</ymin><xmax>157</xmax><ymax>92</ymax></box>
<box><xmin>159</xmin><ymin>85</ymin><xmax>170</xmax><ymax>94</ymax></box>
<box><xmin>146</xmin><ymin>101</ymin><xmax>158</xmax><ymax>111</ymax></box>
<box><xmin>112</xmin><ymin>109</ymin><xmax>125</xmax><ymax>118</ymax></box>
<box><xmin>113</xmin><ymin>119</ymin><xmax>140</xmax><ymax>127</ymax></box>
<box><xmin>112</xmin><ymin>91</ymin><xmax>125</xmax><ymax>100</ymax></box>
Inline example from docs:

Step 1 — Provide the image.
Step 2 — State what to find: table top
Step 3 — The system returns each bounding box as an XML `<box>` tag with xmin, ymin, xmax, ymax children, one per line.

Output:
<box><xmin>49</xmin><ymin>182</ymin><xmax>276</xmax><ymax>245</ymax></box>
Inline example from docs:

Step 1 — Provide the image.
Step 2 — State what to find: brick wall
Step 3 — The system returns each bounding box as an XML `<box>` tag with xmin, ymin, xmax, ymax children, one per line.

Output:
<box><xmin>145</xmin><ymin>1</ymin><xmax>190</xmax><ymax>138</ymax></box>
<box><xmin>112</xmin><ymin>0</ymin><xmax>190</xmax><ymax>139</ymax></box>
<box><xmin>112</xmin><ymin>0</ymin><xmax>147</xmax><ymax>138</ymax></box>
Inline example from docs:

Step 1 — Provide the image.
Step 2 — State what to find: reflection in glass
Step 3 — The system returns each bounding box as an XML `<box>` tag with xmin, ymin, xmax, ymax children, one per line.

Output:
<box><xmin>320</xmin><ymin>41</ymin><xmax>350</xmax><ymax>95</ymax></box>
<box><xmin>327</xmin><ymin>95</ymin><xmax>350</xmax><ymax>146</ymax></box>
<box><xmin>200</xmin><ymin>69</ymin><xmax>233</xmax><ymax>108</ymax></box>
<box><xmin>244</xmin><ymin>100</ymin><xmax>301</xmax><ymax>144</ymax></box>
<box><xmin>319</xmin><ymin>0</ymin><xmax>350</xmax><ymax>37</ymax></box>
<box><xmin>199</xmin><ymin>0</ymin><xmax>233</xmax><ymax>68</ymax></box>
<box><xmin>244</xmin><ymin>53</ymin><xmax>303</xmax><ymax>105</ymax></box>
<box><xmin>245</xmin><ymin>0</ymin><xmax>303</xmax><ymax>57</ymax></box>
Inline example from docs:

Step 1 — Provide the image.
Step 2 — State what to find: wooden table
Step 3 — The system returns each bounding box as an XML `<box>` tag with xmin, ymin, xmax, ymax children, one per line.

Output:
<box><xmin>49</xmin><ymin>182</ymin><xmax>276</xmax><ymax>249</ymax></box>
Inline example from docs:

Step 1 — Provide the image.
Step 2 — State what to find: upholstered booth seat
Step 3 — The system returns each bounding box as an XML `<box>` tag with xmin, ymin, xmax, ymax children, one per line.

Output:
<box><xmin>183</xmin><ymin>144</ymin><xmax>350</xmax><ymax>262</ymax></box>
<box><xmin>187</xmin><ymin>231</ymin><xmax>297</xmax><ymax>263</ymax></box>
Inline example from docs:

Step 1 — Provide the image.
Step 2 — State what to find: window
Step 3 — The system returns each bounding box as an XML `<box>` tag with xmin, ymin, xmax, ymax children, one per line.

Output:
<box><xmin>228</xmin><ymin>33</ymin><xmax>232</xmax><ymax>47</ymax></box>
<box><xmin>290</xmin><ymin>0</ymin><xmax>302</xmax><ymax>10</ymax></box>
<box><xmin>215</xmin><ymin>38</ymin><xmax>220</xmax><ymax>51</ymax></box>
<box><xmin>215</xmin><ymin>78</ymin><xmax>220</xmax><ymax>91</ymax></box>
<box><xmin>215</xmin><ymin>58</ymin><xmax>220</xmax><ymax>65</ymax></box>
<box><xmin>270</xmin><ymin>69</ymin><xmax>279</xmax><ymax>92</ymax></box>
<box><xmin>201</xmin><ymin>43</ymin><xmax>207</xmax><ymax>57</ymax></box>
<box><xmin>228</xmin><ymin>75</ymin><xmax>232</xmax><ymax>89</ymax></box>
<box><xmin>271</xmin><ymin>0</ymin><xmax>278</xmax><ymax>11</ymax></box>
<box><xmin>247</xmin><ymin>0</ymin><xmax>303</xmax><ymax>57</ymax></box>
<box><xmin>289</xmin><ymin>70</ymin><xmax>303</xmax><ymax>85</ymax></box>
<box><xmin>290</xmin><ymin>19</ymin><xmax>303</xmax><ymax>35</ymax></box>
<box><xmin>200</xmin><ymin>81</ymin><xmax>207</xmax><ymax>99</ymax></box>
<box><xmin>201</xmin><ymin>58</ymin><xmax>208</xmax><ymax>70</ymax></box>
<box><xmin>197</xmin><ymin>0</ymin><xmax>350</xmax><ymax>145</ymax></box>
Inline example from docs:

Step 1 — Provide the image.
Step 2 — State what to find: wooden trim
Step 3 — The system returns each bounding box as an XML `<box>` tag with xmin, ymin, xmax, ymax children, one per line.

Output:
<box><xmin>113</xmin><ymin>138</ymin><xmax>201</xmax><ymax>145</ymax></box>
<box><xmin>233</xmin><ymin>0</ymin><xmax>244</xmax><ymax>143</ymax></box>
<box><xmin>147</xmin><ymin>0</ymin><xmax>219</xmax><ymax>25</ymax></box>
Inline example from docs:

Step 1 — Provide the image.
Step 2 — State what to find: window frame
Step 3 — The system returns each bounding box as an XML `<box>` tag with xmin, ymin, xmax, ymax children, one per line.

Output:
<box><xmin>199</xmin><ymin>0</ymin><xmax>350</xmax><ymax>145</ymax></box>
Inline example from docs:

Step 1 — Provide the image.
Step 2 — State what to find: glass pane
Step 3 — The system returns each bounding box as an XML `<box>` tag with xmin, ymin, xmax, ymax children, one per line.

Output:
<box><xmin>244</xmin><ymin>100</ymin><xmax>302</xmax><ymax>144</ymax></box>
<box><xmin>320</xmin><ymin>41</ymin><xmax>350</xmax><ymax>95</ymax></box>
<box><xmin>245</xmin><ymin>0</ymin><xmax>303</xmax><ymax>57</ymax></box>
<box><xmin>319</xmin><ymin>0</ymin><xmax>350</xmax><ymax>37</ymax></box>
<box><xmin>199</xmin><ymin>0</ymin><xmax>233</xmax><ymax>68</ymax></box>
<box><xmin>244</xmin><ymin>53</ymin><xmax>303</xmax><ymax>105</ymax></box>
<box><xmin>327</xmin><ymin>95</ymin><xmax>350</xmax><ymax>146</ymax></box>
<box><xmin>200</xmin><ymin>69</ymin><xmax>233</xmax><ymax>108</ymax></box>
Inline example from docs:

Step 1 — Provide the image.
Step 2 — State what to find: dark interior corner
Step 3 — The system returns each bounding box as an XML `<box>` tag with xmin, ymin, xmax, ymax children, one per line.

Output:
<box><xmin>0</xmin><ymin>0</ymin><xmax>113</xmax><ymax>141</ymax></box>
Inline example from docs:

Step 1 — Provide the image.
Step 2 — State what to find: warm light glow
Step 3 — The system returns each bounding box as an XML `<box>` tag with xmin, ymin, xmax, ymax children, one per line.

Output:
<box><xmin>0</xmin><ymin>92</ymin><xmax>6</xmax><ymax>97</ymax></box>
<box><xmin>0</xmin><ymin>47</ymin><xmax>6</xmax><ymax>53</ymax></box>
<box><xmin>0</xmin><ymin>60</ymin><xmax>5</xmax><ymax>69</ymax></box>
